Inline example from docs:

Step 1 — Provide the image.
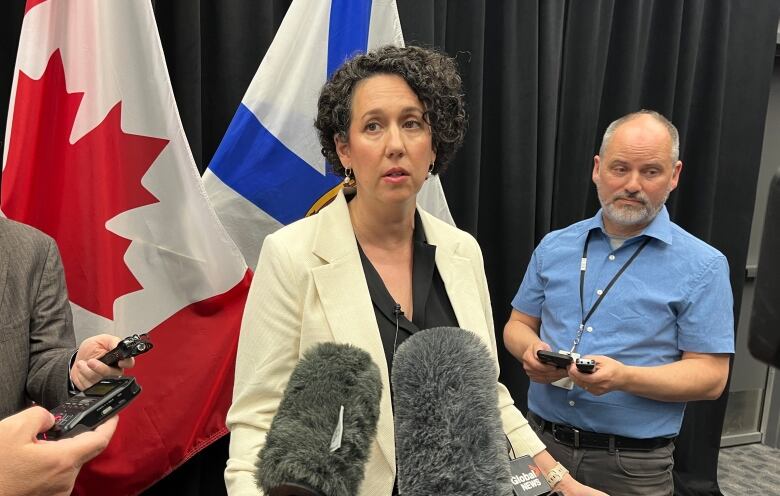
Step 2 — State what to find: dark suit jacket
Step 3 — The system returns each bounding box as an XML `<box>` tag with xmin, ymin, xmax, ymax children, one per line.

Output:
<box><xmin>0</xmin><ymin>217</ymin><xmax>75</xmax><ymax>419</ymax></box>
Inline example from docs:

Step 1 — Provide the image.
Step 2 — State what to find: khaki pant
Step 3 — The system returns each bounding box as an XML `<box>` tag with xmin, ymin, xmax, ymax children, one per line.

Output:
<box><xmin>528</xmin><ymin>414</ymin><xmax>674</xmax><ymax>496</ymax></box>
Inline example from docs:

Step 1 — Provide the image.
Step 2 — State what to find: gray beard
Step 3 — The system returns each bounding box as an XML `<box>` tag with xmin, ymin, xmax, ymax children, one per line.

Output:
<box><xmin>598</xmin><ymin>188</ymin><xmax>669</xmax><ymax>229</ymax></box>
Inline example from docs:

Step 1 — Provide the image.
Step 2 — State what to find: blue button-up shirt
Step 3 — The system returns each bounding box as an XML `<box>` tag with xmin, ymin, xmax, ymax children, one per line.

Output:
<box><xmin>512</xmin><ymin>206</ymin><xmax>734</xmax><ymax>438</ymax></box>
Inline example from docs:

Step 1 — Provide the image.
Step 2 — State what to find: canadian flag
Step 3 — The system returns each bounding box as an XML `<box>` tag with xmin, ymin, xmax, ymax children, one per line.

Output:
<box><xmin>1</xmin><ymin>1</ymin><xmax>251</xmax><ymax>494</ymax></box>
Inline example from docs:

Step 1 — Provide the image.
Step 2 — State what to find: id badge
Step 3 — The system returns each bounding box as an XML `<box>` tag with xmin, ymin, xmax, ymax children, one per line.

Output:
<box><xmin>552</xmin><ymin>377</ymin><xmax>574</xmax><ymax>390</ymax></box>
<box><xmin>551</xmin><ymin>350</ymin><xmax>578</xmax><ymax>390</ymax></box>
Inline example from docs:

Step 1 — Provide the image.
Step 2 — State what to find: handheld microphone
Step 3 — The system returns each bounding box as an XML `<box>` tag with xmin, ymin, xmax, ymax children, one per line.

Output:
<box><xmin>256</xmin><ymin>342</ymin><xmax>382</xmax><ymax>496</ymax></box>
<box><xmin>391</xmin><ymin>327</ymin><xmax>513</xmax><ymax>496</ymax></box>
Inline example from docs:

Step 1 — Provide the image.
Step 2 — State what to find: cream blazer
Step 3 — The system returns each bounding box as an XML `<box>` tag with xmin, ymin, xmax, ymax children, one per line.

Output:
<box><xmin>225</xmin><ymin>192</ymin><xmax>545</xmax><ymax>496</ymax></box>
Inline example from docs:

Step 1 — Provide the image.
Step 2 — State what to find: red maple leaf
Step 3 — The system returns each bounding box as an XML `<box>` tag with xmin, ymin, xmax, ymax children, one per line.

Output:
<box><xmin>2</xmin><ymin>50</ymin><xmax>168</xmax><ymax>320</ymax></box>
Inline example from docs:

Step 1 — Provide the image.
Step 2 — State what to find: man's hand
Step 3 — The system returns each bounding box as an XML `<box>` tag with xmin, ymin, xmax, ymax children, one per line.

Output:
<box><xmin>569</xmin><ymin>352</ymin><xmax>730</xmax><ymax>402</ymax></box>
<box><xmin>522</xmin><ymin>340</ymin><xmax>569</xmax><ymax>384</ymax></box>
<box><xmin>504</xmin><ymin>309</ymin><xmax>570</xmax><ymax>384</ymax></box>
<box><xmin>71</xmin><ymin>334</ymin><xmax>135</xmax><ymax>391</ymax></box>
<box><xmin>568</xmin><ymin>355</ymin><xmax>625</xmax><ymax>396</ymax></box>
<box><xmin>0</xmin><ymin>406</ymin><xmax>117</xmax><ymax>496</ymax></box>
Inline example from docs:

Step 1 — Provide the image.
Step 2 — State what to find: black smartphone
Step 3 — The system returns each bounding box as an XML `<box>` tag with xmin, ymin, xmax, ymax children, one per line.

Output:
<box><xmin>39</xmin><ymin>376</ymin><xmax>141</xmax><ymax>440</ymax></box>
<box><xmin>536</xmin><ymin>350</ymin><xmax>573</xmax><ymax>369</ymax></box>
<box><xmin>575</xmin><ymin>358</ymin><xmax>596</xmax><ymax>374</ymax></box>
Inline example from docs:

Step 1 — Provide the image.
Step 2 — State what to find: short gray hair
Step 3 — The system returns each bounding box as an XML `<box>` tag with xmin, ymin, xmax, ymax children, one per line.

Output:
<box><xmin>599</xmin><ymin>110</ymin><xmax>680</xmax><ymax>163</ymax></box>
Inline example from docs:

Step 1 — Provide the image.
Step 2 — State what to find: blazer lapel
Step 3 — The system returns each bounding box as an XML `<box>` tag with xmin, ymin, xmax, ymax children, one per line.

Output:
<box><xmin>419</xmin><ymin>211</ymin><xmax>489</xmax><ymax>334</ymax></box>
<box><xmin>310</xmin><ymin>193</ymin><xmax>396</xmax><ymax>472</ymax></box>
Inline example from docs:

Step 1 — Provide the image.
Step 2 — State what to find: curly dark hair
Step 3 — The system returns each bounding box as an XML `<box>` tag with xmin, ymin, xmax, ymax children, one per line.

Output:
<box><xmin>315</xmin><ymin>45</ymin><xmax>467</xmax><ymax>176</ymax></box>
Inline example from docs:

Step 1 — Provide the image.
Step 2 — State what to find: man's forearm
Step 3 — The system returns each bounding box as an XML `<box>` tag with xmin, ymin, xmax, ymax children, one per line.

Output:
<box><xmin>618</xmin><ymin>352</ymin><xmax>730</xmax><ymax>402</ymax></box>
<box><xmin>503</xmin><ymin>319</ymin><xmax>541</xmax><ymax>361</ymax></box>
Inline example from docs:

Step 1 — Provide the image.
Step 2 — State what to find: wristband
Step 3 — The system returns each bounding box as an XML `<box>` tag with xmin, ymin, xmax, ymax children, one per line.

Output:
<box><xmin>544</xmin><ymin>462</ymin><xmax>569</xmax><ymax>488</ymax></box>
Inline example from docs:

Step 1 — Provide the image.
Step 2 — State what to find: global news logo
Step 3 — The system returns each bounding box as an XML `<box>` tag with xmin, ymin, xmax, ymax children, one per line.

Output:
<box><xmin>510</xmin><ymin>467</ymin><xmax>544</xmax><ymax>490</ymax></box>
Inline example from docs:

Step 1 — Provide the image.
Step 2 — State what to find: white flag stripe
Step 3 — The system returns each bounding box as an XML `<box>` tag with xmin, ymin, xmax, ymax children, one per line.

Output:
<box><xmin>242</xmin><ymin>0</ymin><xmax>331</xmax><ymax>172</ymax></box>
<box><xmin>203</xmin><ymin>169</ymin><xmax>283</xmax><ymax>268</ymax></box>
<box><xmin>368</xmin><ymin>0</ymin><xmax>405</xmax><ymax>49</ymax></box>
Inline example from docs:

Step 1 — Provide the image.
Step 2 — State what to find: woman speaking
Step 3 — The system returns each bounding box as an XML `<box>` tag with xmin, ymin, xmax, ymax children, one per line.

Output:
<box><xmin>225</xmin><ymin>45</ymin><xmax>602</xmax><ymax>496</ymax></box>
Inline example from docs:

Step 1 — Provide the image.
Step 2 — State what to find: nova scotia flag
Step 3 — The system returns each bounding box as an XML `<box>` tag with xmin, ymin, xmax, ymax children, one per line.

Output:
<box><xmin>204</xmin><ymin>0</ymin><xmax>454</xmax><ymax>269</ymax></box>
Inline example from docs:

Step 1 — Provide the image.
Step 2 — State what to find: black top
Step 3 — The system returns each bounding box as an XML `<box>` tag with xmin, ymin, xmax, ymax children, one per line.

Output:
<box><xmin>356</xmin><ymin>210</ymin><xmax>459</xmax><ymax>375</ymax></box>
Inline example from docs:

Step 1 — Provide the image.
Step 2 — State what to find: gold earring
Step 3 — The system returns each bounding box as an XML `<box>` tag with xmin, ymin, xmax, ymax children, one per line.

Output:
<box><xmin>343</xmin><ymin>168</ymin><xmax>355</xmax><ymax>187</ymax></box>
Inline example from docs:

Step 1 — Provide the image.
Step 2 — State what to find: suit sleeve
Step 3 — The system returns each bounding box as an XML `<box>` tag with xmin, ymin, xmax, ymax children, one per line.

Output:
<box><xmin>469</xmin><ymin>236</ymin><xmax>546</xmax><ymax>457</ymax></box>
<box><xmin>26</xmin><ymin>237</ymin><xmax>76</xmax><ymax>409</ymax></box>
<box><xmin>225</xmin><ymin>233</ymin><xmax>302</xmax><ymax>496</ymax></box>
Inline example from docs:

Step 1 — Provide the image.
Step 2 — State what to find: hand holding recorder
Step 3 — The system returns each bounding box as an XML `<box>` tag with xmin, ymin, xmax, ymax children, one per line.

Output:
<box><xmin>536</xmin><ymin>351</ymin><xmax>596</xmax><ymax>374</ymax></box>
<box><xmin>567</xmin><ymin>355</ymin><xmax>630</xmax><ymax>396</ymax></box>
<box><xmin>70</xmin><ymin>334</ymin><xmax>141</xmax><ymax>391</ymax></box>
<box><xmin>0</xmin><ymin>406</ymin><xmax>117</xmax><ymax>496</ymax></box>
<box><xmin>39</xmin><ymin>334</ymin><xmax>150</xmax><ymax>442</ymax></box>
<box><xmin>521</xmin><ymin>341</ymin><xmax>569</xmax><ymax>384</ymax></box>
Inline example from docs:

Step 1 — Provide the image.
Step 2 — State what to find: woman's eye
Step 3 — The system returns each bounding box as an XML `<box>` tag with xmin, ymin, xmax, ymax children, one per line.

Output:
<box><xmin>403</xmin><ymin>120</ymin><xmax>422</xmax><ymax>129</ymax></box>
<box><xmin>365</xmin><ymin>122</ymin><xmax>380</xmax><ymax>132</ymax></box>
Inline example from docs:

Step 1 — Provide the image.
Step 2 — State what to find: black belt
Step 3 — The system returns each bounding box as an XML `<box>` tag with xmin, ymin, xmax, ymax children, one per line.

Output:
<box><xmin>528</xmin><ymin>411</ymin><xmax>672</xmax><ymax>452</ymax></box>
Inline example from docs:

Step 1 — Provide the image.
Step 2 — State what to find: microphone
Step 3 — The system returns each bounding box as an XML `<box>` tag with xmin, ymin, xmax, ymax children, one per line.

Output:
<box><xmin>255</xmin><ymin>342</ymin><xmax>382</xmax><ymax>496</ymax></box>
<box><xmin>392</xmin><ymin>327</ymin><xmax>513</xmax><ymax>496</ymax></box>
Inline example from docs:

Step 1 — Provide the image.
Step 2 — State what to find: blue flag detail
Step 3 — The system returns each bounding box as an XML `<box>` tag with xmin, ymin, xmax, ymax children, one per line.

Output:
<box><xmin>328</xmin><ymin>0</ymin><xmax>372</xmax><ymax>78</ymax></box>
<box><xmin>209</xmin><ymin>105</ymin><xmax>341</xmax><ymax>225</ymax></box>
<box><xmin>209</xmin><ymin>0</ymin><xmax>372</xmax><ymax>226</ymax></box>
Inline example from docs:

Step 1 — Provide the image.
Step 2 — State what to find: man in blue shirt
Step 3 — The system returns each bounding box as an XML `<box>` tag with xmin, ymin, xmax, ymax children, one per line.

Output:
<box><xmin>504</xmin><ymin>110</ymin><xmax>734</xmax><ymax>495</ymax></box>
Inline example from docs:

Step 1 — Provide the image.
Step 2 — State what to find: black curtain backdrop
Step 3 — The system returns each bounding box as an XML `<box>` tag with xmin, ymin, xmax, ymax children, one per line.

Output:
<box><xmin>2</xmin><ymin>1</ymin><xmax>779</xmax><ymax>494</ymax></box>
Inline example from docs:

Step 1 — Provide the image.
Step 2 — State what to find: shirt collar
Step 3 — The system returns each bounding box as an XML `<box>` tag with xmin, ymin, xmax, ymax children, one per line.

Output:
<box><xmin>583</xmin><ymin>205</ymin><xmax>673</xmax><ymax>245</ymax></box>
<box><xmin>412</xmin><ymin>209</ymin><xmax>427</xmax><ymax>244</ymax></box>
